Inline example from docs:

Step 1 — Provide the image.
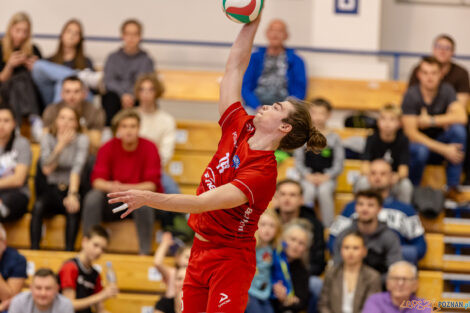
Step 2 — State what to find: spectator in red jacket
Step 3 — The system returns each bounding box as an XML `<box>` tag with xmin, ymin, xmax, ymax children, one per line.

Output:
<box><xmin>81</xmin><ymin>109</ymin><xmax>163</xmax><ymax>255</ymax></box>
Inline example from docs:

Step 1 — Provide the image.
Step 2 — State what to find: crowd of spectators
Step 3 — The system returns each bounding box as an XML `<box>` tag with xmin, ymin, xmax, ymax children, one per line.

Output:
<box><xmin>0</xmin><ymin>10</ymin><xmax>468</xmax><ymax>313</ymax></box>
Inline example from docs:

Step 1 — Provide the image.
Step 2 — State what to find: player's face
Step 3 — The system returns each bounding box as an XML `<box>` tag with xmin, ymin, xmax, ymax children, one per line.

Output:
<box><xmin>284</xmin><ymin>227</ymin><xmax>308</xmax><ymax>261</ymax></box>
<box><xmin>122</xmin><ymin>23</ymin><xmax>141</xmax><ymax>52</ymax></box>
<box><xmin>61</xmin><ymin>81</ymin><xmax>86</xmax><ymax>108</ymax></box>
<box><xmin>418</xmin><ymin>62</ymin><xmax>441</xmax><ymax>90</ymax></box>
<box><xmin>266</xmin><ymin>21</ymin><xmax>288</xmax><ymax>48</ymax></box>
<box><xmin>341</xmin><ymin>235</ymin><xmax>367</xmax><ymax>266</ymax></box>
<box><xmin>31</xmin><ymin>276</ymin><xmax>58</xmax><ymax>309</ymax></box>
<box><xmin>0</xmin><ymin>110</ymin><xmax>16</xmax><ymax>140</ymax></box>
<box><xmin>56</xmin><ymin>107</ymin><xmax>78</xmax><ymax>133</ymax></box>
<box><xmin>386</xmin><ymin>264</ymin><xmax>418</xmax><ymax>299</ymax></box>
<box><xmin>83</xmin><ymin>236</ymin><xmax>107</xmax><ymax>262</ymax></box>
<box><xmin>433</xmin><ymin>38</ymin><xmax>454</xmax><ymax>64</ymax></box>
<box><xmin>253</xmin><ymin>101</ymin><xmax>293</xmax><ymax>137</ymax></box>
<box><xmin>378</xmin><ymin>112</ymin><xmax>400</xmax><ymax>135</ymax></box>
<box><xmin>355</xmin><ymin>197</ymin><xmax>380</xmax><ymax>224</ymax></box>
<box><xmin>368</xmin><ymin>161</ymin><xmax>392</xmax><ymax>191</ymax></box>
<box><xmin>116</xmin><ymin>117</ymin><xmax>140</xmax><ymax>145</ymax></box>
<box><xmin>258</xmin><ymin>214</ymin><xmax>278</xmax><ymax>244</ymax></box>
<box><xmin>276</xmin><ymin>183</ymin><xmax>303</xmax><ymax>220</ymax></box>
<box><xmin>176</xmin><ymin>247</ymin><xmax>191</xmax><ymax>268</ymax></box>
<box><xmin>309</xmin><ymin>105</ymin><xmax>329</xmax><ymax>129</ymax></box>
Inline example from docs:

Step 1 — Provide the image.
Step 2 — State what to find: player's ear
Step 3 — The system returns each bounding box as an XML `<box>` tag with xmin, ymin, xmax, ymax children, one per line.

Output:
<box><xmin>279</xmin><ymin>122</ymin><xmax>292</xmax><ymax>134</ymax></box>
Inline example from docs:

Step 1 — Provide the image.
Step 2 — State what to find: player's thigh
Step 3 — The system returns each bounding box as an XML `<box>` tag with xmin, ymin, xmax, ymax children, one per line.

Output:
<box><xmin>182</xmin><ymin>278</ymin><xmax>209</xmax><ymax>313</ymax></box>
<box><xmin>206</xmin><ymin>259</ymin><xmax>255</xmax><ymax>313</ymax></box>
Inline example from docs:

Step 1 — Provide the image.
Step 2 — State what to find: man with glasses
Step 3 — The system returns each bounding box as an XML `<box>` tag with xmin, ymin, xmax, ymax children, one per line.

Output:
<box><xmin>409</xmin><ymin>34</ymin><xmax>469</xmax><ymax>105</ymax></box>
<box><xmin>362</xmin><ymin>261</ymin><xmax>432</xmax><ymax>313</ymax></box>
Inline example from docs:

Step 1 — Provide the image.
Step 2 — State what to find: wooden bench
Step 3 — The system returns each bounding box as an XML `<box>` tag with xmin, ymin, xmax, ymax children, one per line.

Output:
<box><xmin>105</xmin><ymin>293</ymin><xmax>159</xmax><ymax>313</ymax></box>
<box><xmin>159</xmin><ymin>69</ymin><xmax>407</xmax><ymax>111</ymax></box>
<box><xmin>20</xmin><ymin>249</ymin><xmax>174</xmax><ymax>293</ymax></box>
<box><xmin>175</xmin><ymin>120</ymin><xmax>220</xmax><ymax>153</ymax></box>
<box><xmin>5</xmin><ymin>214</ymin><xmax>161</xmax><ymax>253</ymax></box>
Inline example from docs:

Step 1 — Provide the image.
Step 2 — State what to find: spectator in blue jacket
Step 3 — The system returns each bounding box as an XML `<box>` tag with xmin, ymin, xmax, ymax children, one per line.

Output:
<box><xmin>329</xmin><ymin>159</ymin><xmax>427</xmax><ymax>264</ymax></box>
<box><xmin>241</xmin><ymin>19</ymin><xmax>307</xmax><ymax>112</ymax></box>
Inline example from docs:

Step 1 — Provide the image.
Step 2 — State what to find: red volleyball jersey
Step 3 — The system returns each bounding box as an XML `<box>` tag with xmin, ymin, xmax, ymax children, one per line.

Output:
<box><xmin>188</xmin><ymin>102</ymin><xmax>278</xmax><ymax>248</ymax></box>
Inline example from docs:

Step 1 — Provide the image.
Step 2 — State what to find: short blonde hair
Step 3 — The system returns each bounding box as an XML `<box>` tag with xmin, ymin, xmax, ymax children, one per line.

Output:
<box><xmin>255</xmin><ymin>209</ymin><xmax>282</xmax><ymax>248</ymax></box>
<box><xmin>111</xmin><ymin>109</ymin><xmax>141</xmax><ymax>135</ymax></box>
<box><xmin>380</xmin><ymin>103</ymin><xmax>402</xmax><ymax>118</ymax></box>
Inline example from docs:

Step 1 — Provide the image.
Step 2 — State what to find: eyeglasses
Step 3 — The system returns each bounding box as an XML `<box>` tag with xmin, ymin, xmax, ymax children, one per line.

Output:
<box><xmin>388</xmin><ymin>276</ymin><xmax>416</xmax><ymax>283</ymax></box>
<box><xmin>434</xmin><ymin>44</ymin><xmax>453</xmax><ymax>52</ymax></box>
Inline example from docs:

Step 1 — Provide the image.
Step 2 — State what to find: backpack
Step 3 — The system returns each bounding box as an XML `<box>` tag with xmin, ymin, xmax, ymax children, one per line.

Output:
<box><xmin>412</xmin><ymin>186</ymin><xmax>445</xmax><ymax>219</ymax></box>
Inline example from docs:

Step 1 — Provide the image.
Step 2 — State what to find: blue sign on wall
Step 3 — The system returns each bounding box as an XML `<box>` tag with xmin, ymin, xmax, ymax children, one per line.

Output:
<box><xmin>335</xmin><ymin>0</ymin><xmax>359</xmax><ymax>14</ymax></box>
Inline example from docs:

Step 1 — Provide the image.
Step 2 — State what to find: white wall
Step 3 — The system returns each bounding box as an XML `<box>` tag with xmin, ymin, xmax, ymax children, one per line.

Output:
<box><xmin>380</xmin><ymin>0</ymin><xmax>470</xmax><ymax>80</ymax></box>
<box><xmin>0</xmin><ymin>0</ymin><xmax>390</xmax><ymax>79</ymax></box>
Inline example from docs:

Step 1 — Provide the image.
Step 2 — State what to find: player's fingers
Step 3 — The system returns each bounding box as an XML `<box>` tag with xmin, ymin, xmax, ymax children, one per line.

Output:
<box><xmin>121</xmin><ymin>209</ymin><xmax>132</xmax><ymax>219</ymax></box>
<box><xmin>107</xmin><ymin>191</ymin><xmax>128</xmax><ymax>199</ymax></box>
<box><xmin>108</xmin><ymin>196</ymin><xmax>127</xmax><ymax>204</ymax></box>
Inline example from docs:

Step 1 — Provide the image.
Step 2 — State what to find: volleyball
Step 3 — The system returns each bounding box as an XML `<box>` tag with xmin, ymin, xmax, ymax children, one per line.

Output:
<box><xmin>222</xmin><ymin>0</ymin><xmax>264</xmax><ymax>24</ymax></box>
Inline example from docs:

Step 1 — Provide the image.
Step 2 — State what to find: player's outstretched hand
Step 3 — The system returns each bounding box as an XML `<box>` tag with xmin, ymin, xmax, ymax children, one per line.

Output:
<box><xmin>107</xmin><ymin>190</ymin><xmax>150</xmax><ymax>218</ymax></box>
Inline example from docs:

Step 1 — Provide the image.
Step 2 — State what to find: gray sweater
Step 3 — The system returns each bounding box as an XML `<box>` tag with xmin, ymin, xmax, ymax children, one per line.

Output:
<box><xmin>40</xmin><ymin>133</ymin><xmax>89</xmax><ymax>185</ymax></box>
<box><xmin>9</xmin><ymin>291</ymin><xmax>74</xmax><ymax>313</ymax></box>
<box><xmin>333</xmin><ymin>221</ymin><xmax>402</xmax><ymax>274</ymax></box>
<box><xmin>104</xmin><ymin>48</ymin><xmax>155</xmax><ymax>96</ymax></box>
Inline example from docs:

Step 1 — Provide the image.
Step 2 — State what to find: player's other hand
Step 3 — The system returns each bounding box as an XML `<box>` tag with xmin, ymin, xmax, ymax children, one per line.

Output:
<box><xmin>107</xmin><ymin>189</ymin><xmax>151</xmax><ymax>218</ymax></box>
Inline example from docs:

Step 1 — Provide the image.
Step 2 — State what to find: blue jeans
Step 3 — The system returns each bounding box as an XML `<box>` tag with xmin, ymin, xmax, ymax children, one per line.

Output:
<box><xmin>161</xmin><ymin>173</ymin><xmax>180</xmax><ymax>194</ymax></box>
<box><xmin>308</xmin><ymin>276</ymin><xmax>323</xmax><ymax>313</ymax></box>
<box><xmin>245</xmin><ymin>295</ymin><xmax>274</xmax><ymax>313</ymax></box>
<box><xmin>409</xmin><ymin>124</ymin><xmax>467</xmax><ymax>187</ymax></box>
<box><xmin>31</xmin><ymin>60</ymin><xmax>92</xmax><ymax>105</ymax></box>
<box><xmin>402</xmin><ymin>245</ymin><xmax>418</xmax><ymax>264</ymax></box>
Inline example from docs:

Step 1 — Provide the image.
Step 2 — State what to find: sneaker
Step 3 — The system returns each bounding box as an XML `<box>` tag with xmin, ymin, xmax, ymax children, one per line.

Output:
<box><xmin>29</xmin><ymin>115</ymin><xmax>44</xmax><ymax>143</ymax></box>
<box><xmin>78</xmin><ymin>69</ymin><xmax>103</xmax><ymax>90</ymax></box>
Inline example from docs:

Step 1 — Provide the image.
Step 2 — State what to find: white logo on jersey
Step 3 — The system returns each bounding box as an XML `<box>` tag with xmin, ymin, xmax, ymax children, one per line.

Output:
<box><xmin>246</xmin><ymin>123</ymin><xmax>254</xmax><ymax>132</ymax></box>
<box><xmin>219</xmin><ymin>293</ymin><xmax>231</xmax><ymax>308</ymax></box>
<box><xmin>216</xmin><ymin>153</ymin><xmax>231</xmax><ymax>174</ymax></box>
<box><xmin>232</xmin><ymin>131</ymin><xmax>238</xmax><ymax>145</ymax></box>
<box><xmin>204</xmin><ymin>167</ymin><xmax>216</xmax><ymax>190</ymax></box>
<box><xmin>238</xmin><ymin>207</ymin><xmax>253</xmax><ymax>232</ymax></box>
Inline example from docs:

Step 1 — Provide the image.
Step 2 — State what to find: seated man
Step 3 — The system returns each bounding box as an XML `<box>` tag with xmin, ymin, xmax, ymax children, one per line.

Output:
<box><xmin>82</xmin><ymin>109</ymin><xmax>163</xmax><ymax>255</ymax></box>
<box><xmin>275</xmin><ymin>179</ymin><xmax>325</xmax><ymax>313</ymax></box>
<box><xmin>331</xmin><ymin>159</ymin><xmax>426</xmax><ymax>264</ymax></box>
<box><xmin>9</xmin><ymin>268</ymin><xmax>73</xmax><ymax>313</ymax></box>
<box><xmin>409</xmin><ymin>34</ymin><xmax>469</xmax><ymax>105</ymax></box>
<box><xmin>402</xmin><ymin>56</ymin><xmax>467</xmax><ymax>194</ymax></box>
<box><xmin>58</xmin><ymin>226</ymin><xmax>118</xmax><ymax>313</ymax></box>
<box><xmin>102</xmin><ymin>19</ymin><xmax>155</xmax><ymax>125</ymax></box>
<box><xmin>332</xmin><ymin>190</ymin><xmax>402</xmax><ymax>276</ymax></box>
<box><xmin>362</xmin><ymin>261</ymin><xmax>432</xmax><ymax>313</ymax></box>
<box><xmin>355</xmin><ymin>104</ymin><xmax>413</xmax><ymax>204</ymax></box>
<box><xmin>42</xmin><ymin>76</ymin><xmax>105</xmax><ymax>154</ymax></box>
<box><xmin>242</xmin><ymin>19</ymin><xmax>307</xmax><ymax>112</ymax></box>
<box><xmin>0</xmin><ymin>223</ymin><xmax>27</xmax><ymax>312</ymax></box>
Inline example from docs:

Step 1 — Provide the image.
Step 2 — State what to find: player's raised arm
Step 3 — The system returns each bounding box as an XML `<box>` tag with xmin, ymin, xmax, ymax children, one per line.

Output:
<box><xmin>219</xmin><ymin>17</ymin><xmax>261</xmax><ymax>116</ymax></box>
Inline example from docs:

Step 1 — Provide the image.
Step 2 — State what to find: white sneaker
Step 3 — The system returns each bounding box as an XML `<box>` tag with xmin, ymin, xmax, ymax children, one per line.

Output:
<box><xmin>78</xmin><ymin>69</ymin><xmax>103</xmax><ymax>90</ymax></box>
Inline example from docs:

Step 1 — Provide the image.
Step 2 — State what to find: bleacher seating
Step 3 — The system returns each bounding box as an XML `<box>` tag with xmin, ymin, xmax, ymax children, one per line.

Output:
<box><xmin>159</xmin><ymin>69</ymin><xmax>408</xmax><ymax>111</ymax></box>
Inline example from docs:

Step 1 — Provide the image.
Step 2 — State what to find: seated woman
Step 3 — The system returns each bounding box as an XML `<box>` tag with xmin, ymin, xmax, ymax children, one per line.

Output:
<box><xmin>318</xmin><ymin>231</ymin><xmax>381</xmax><ymax>313</ymax></box>
<box><xmin>134</xmin><ymin>73</ymin><xmax>179</xmax><ymax>195</ymax></box>
<box><xmin>30</xmin><ymin>106</ymin><xmax>89</xmax><ymax>251</ymax></box>
<box><xmin>271</xmin><ymin>218</ymin><xmax>311</xmax><ymax>313</ymax></box>
<box><xmin>31</xmin><ymin>19</ymin><xmax>100</xmax><ymax>106</ymax></box>
<box><xmin>0</xmin><ymin>12</ymin><xmax>42</xmax><ymax>132</ymax></box>
<box><xmin>0</xmin><ymin>105</ymin><xmax>31</xmax><ymax>222</ymax></box>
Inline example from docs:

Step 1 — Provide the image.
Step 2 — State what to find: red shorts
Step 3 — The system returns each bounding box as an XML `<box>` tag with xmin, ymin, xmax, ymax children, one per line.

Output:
<box><xmin>182</xmin><ymin>237</ymin><xmax>256</xmax><ymax>313</ymax></box>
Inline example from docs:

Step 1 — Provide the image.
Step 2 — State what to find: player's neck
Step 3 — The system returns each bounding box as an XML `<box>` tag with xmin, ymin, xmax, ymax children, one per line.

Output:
<box><xmin>248</xmin><ymin>130</ymin><xmax>278</xmax><ymax>151</ymax></box>
<box><xmin>77</xmin><ymin>251</ymin><xmax>92</xmax><ymax>268</ymax></box>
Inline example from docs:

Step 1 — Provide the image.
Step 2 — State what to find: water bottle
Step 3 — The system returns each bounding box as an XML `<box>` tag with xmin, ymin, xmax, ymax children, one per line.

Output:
<box><xmin>106</xmin><ymin>261</ymin><xmax>117</xmax><ymax>284</ymax></box>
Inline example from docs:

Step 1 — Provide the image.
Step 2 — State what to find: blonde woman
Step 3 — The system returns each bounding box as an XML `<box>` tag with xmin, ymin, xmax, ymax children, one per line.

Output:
<box><xmin>0</xmin><ymin>12</ymin><xmax>42</xmax><ymax>129</ymax></box>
